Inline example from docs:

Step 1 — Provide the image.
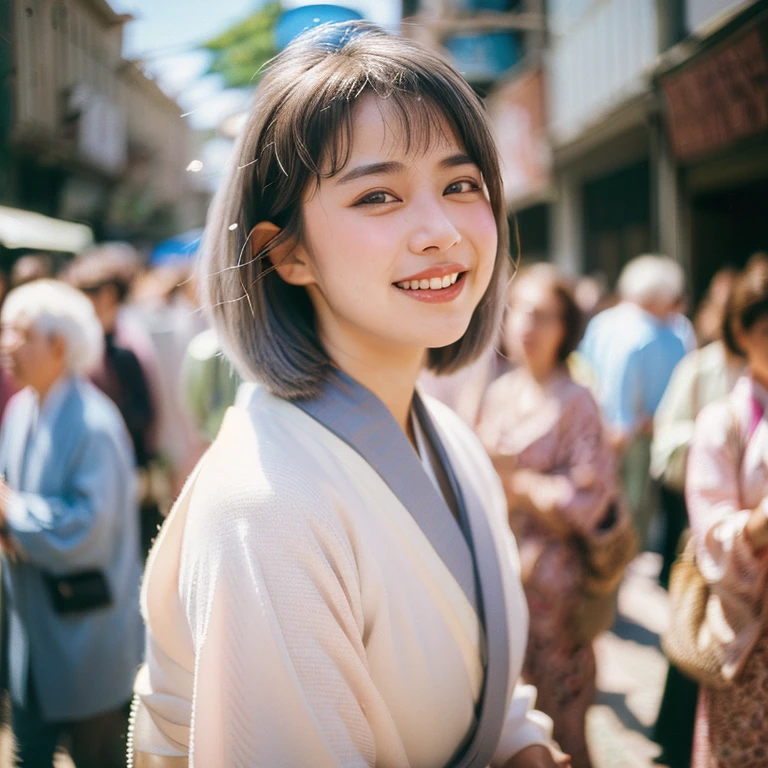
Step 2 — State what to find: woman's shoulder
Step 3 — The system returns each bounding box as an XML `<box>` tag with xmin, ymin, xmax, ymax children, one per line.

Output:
<box><xmin>553</xmin><ymin>372</ymin><xmax>601</xmax><ymax>417</ymax></box>
<box><xmin>693</xmin><ymin>386</ymin><xmax>743</xmax><ymax>449</ymax></box>
<box><xmin>186</xmin><ymin>396</ymin><xmax>344</xmax><ymax>538</ymax></box>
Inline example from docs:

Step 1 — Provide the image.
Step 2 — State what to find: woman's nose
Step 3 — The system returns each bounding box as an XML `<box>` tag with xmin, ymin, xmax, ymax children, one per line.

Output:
<box><xmin>407</xmin><ymin>198</ymin><xmax>462</xmax><ymax>254</ymax></box>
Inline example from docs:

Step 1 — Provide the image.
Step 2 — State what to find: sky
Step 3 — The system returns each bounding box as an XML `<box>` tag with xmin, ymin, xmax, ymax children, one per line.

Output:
<box><xmin>109</xmin><ymin>1</ymin><xmax>401</xmax><ymax>190</ymax></box>
<box><xmin>112</xmin><ymin>0</ymin><xmax>401</xmax><ymax>130</ymax></box>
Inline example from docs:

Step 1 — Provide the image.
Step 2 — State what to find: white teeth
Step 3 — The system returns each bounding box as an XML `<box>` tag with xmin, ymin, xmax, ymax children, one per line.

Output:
<box><xmin>396</xmin><ymin>272</ymin><xmax>462</xmax><ymax>291</ymax></box>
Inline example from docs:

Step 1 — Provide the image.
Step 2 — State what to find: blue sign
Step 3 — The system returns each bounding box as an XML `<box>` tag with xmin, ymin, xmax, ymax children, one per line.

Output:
<box><xmin>275</xmin><ymin>5</ymin><xmax>364</xmax><ymax>50</ymax></box>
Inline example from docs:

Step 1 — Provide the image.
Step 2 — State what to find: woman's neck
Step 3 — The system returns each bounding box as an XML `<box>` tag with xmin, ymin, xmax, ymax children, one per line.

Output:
<box><xmin>321</xmin><ymin>332</ymin><xmax>425</xmax><ymax>443</ymax></box>
<box><xmin>525</xmin><ymin>358</ymin><xmax>561</xmax><ymax>386</ymax></box>
<box><xmin>751</xmin><ymin>367</ymin><xmax>768</xmax><ymax>394</ymax></box>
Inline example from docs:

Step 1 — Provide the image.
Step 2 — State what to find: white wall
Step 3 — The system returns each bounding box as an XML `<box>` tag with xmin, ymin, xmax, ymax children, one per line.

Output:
<box><xmin>685</xmin><ymin>0</ymin><xmax>753</xmax><ymax>33</ymax></box>
<box><xmin>548</xmin><ymin>0</ymin><xmax>658</xmax><ymax>147</ymax></box>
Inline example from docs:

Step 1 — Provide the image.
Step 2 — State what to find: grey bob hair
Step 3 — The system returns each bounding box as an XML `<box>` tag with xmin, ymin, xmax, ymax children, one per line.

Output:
<box><xmin>201</xmin><ymin>21</ymin><xmax>513</xmax><ymax>400</ymax></box>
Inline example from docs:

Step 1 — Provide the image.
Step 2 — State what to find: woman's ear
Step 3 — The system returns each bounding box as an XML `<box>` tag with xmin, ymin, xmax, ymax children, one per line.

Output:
<box><xmin>248</xmin><ymin>222</ymin><xmax>315</xmax><ymax>287</ymax></box>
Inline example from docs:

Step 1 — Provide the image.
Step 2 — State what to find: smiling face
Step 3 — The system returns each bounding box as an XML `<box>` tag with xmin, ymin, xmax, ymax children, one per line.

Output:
<box><xmin>280</xmin><ymin>95</ymin><xmax>498</xmax><ymax>369</ymax></box>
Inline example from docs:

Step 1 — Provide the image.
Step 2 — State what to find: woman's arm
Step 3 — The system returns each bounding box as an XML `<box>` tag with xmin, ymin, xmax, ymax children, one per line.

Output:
<box><xmin>0</xmin><ymin>428</ymin><xmax>128</xmax><ymax>571</ymax></box>
<box><xmin>745</xmin><ymin>503</ymin><xmax>768</xmax><ymax>552</ymax></box>
<box><xmin>686</xmin><ymin>401</ymin><xmax>768</xmax><ymax>595</ymax></box>
<box><xmin>178</xmin><ymin>476</ymin><xmax>388</xmax><ymax>768</ymax></box>
<box><xmin>493</xmin><ymin>390</ymin><xmax>615</xmax><ymax>537</ymax></box>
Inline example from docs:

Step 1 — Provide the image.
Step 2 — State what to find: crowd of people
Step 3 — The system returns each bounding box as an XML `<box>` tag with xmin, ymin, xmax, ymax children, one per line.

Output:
<box><xmin>0</xmin><ymin>19</ymin><xmax>766</xmax><ymax>768</ymax></box>
<box><xmin>0</xmin><ymin>247</ymin><xmax>238</xmax><ymax>766</ymax></box>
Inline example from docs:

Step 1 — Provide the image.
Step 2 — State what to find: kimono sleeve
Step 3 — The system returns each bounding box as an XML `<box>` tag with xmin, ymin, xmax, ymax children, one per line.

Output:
<box><xmin>491</xmin><ymin>683</ymin><xmax>553</xmax><ymax>765</ymax></box>
<box><xmin>5</xmin><ymin>426</ymin><xmax>131</xmax><ymax>572</ymax></box>
<box><xmin>511</xmin><ymin>388</ymin><xmax>615</xmax><ymax>534</ymax></box>
<box><xmin>178</xmin><ymin>476</ymin><xmax>387</xmax><ymax>768</ymax></box>
<box><xmin>686</xmin><ymin>400</ymin><xmax>768</xmax><ymax>598</ymax></box>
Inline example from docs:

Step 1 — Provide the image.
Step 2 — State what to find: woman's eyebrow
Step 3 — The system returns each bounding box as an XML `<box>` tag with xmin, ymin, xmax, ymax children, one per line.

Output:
<box><xmin>439</xmin><ymin>153</ymin><xmax>476</xmax><ymax>169</ymax></box>
<box><xmin>335</xmin><ymin>161</ymin><xmax>404</xmax><ymax>185</ymax></box>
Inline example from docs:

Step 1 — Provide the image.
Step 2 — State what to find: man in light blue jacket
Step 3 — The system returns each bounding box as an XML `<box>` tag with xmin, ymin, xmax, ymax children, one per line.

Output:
<box><xmin>0</xmin><ymin>279</ymin><xmax>143</xmax><ymax>767</ymax></box>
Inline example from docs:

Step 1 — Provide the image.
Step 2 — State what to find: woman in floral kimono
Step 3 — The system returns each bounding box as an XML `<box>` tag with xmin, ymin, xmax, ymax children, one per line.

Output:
<box><xmin>477</xmin><ymin>265</ymin><xmax>620</xmax><ymax>768</ymax></box>
<box><xmin>688</xmin><ymin>255</ymin><xmax>768</xmax><ymax>768</ymax></box>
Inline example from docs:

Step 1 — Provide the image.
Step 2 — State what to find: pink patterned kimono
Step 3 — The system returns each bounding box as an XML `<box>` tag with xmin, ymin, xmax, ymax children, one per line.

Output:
<box><xmin>687</xmin><ymin>375</ymin><xmax>768</xmax><ymax>768</ymax></box>
<box><xmin>477</xmin><ymin>367</ymin><xmax>618</xmax><ymax>768</ymax></box>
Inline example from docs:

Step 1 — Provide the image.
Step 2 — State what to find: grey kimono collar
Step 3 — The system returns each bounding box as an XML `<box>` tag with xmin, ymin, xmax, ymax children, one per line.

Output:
<box><xmin>292</xmin><ymin>370</ymin><xmax>510</xmax><ymax>768</ymax></box>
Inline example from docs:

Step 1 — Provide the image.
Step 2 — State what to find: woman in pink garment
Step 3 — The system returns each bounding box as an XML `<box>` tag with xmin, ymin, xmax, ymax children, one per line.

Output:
<box><xmin>477</xmin><ymin>265</ymin><xmax>619</xmax><ymax>768</ymax></box>
<box><xmin>687</xmin><ymin>255</ymin><xmax>768</xmax><ymax>768</ymax></box>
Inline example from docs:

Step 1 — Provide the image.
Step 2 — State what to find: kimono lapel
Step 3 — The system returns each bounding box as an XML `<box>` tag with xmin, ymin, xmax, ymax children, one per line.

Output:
<box><xmin>22</xmin><ymin>380</ymin><xmax>78</xmax><ymax>493</ymax></box>
<box><xmin>293</xmin><ymin>371</ymin><xmax>479</xmax><ymax>617</ymax></box>
<box><xmin>414</xmin><ymin>394</ymin><xmax>511</xmax><ymax>768</ymax></box>
<box><xmin>294</xmin><ymin>373</ymin><xmax>510</xmax><ymax>768</ymax></box>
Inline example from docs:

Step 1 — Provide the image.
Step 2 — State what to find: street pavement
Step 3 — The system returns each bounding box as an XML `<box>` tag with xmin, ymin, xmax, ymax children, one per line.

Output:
<box><xmin>588</xmin><ymin>552</ymin><xmax>671</xmax><ymax>768</ymax></box>
<box><xmin>0</xmin><ymin>552</ymin><xmax>673</xmax><ymax>768</ymax></box>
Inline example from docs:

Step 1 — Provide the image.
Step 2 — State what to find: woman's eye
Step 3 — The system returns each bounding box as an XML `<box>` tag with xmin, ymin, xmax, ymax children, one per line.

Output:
<box><xmin>445</xmin><ymin>179</ymin><xmax>481</xmax><ymax>195</ymax></box>
<box><xmin>356</xmin><ymin>191</ymin><xmax>397</xmax><ymax>206</ymax></box>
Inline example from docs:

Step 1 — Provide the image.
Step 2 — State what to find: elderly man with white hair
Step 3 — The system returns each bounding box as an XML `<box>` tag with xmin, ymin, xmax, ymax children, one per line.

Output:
<box><xmin>580</xmin><ymin>255</ymin><xmax>693</xmax><ymax>548</ymax></box>
<box><xmin>0</xmin><ymin>279</ymin><xmax>142</xmax><ymax>767</ymax></box>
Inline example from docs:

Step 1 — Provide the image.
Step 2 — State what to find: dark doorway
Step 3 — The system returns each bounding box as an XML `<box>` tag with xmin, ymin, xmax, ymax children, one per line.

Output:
<box><xmin>514</xmin><ymin>203</ymin><xmax>549</xmax><ymax>264</ymax></box>
<box><xmin>583</xmin><ymin>159</ymin><xmax>652</xmax><ymax>287</ymax></box>
<box><xmin>689</xmin><ymin>177</ymin><xmax>768</xmax><ymax>303</ymax></box>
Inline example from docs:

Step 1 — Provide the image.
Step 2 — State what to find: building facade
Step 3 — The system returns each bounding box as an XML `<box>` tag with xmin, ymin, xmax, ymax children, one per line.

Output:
<box><xmin>0</xmin><ymin>0</ymin><xmax>206</xmax><ymax>255</ymax></box>
<box><xmin>403</xmin><ymin>0</ymin><xmax>768</xmax><ymax>301</ymax></box>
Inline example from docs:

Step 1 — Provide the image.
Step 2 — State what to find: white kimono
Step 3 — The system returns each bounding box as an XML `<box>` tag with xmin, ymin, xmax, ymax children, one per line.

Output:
<box><xmin>132</xmin><ymin>383</ymin><xmax>552</xmax><ymax>767</ymax></box>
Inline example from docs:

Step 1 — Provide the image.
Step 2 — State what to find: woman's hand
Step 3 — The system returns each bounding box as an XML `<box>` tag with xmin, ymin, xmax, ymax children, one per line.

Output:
<box><xmin>745</xmin><ymin>501</ymin><xmax>768</xmax><ymax>552</ymax></box>
<box><xmin>503</xmin><ymin>744</ymin><xmax>572</xmax><ymax>768</ymax></box>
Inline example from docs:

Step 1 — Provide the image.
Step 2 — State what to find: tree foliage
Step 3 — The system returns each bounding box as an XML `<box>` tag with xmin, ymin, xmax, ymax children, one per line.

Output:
<box><xmin>201</xmin><ymin>3</ymin><xmax>281</xmax><ymax>89</ymax></box>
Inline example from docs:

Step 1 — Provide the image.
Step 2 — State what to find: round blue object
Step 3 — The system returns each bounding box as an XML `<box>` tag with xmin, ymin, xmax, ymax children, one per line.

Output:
<box><xmin>275</xmin><ymin>5</ymin><xmax>363</xmax><ymax>51</ymax></box>
<box><xmin>150</xmin><ymin>228</ymin><xmax>204</xmax><ymax>266</ymax></box>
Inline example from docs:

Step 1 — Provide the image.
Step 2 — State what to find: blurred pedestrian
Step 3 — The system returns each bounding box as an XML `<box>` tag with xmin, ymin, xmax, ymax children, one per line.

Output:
<box><xmin>686</xmin><ymin>255</ymin><xmax>768</xmax><ymax>767</ymax></box>
<box><xmin>580</xmin><ymin>254</ymin><xmax>688</xmax><ymax>548</ymax></box>
<box><xmin>477</xmin><ymin>264</ymin><xmax>621</xmax><ymax>768</ymax></box>
<box><xmin>694</xmin><ymin>267</ymin><xmax>737</xmax><ymax>347</ymax></box>
<box><xmin>10</xmin><ymin>254</ymin><xmax>53</xmax><ymax>289</ymax></box>
<box><xmin>65</xmin><ymin>247</ymin><xmax>163</xmax><ymax>555</ymax></box>
<box><xmin>0</xmin><ymin>280</ymin><xmax>143</xmax><ymax>768</ymax></box>
<box><xmin>419</xmin><ymin>342</ymin><xmax>508</xmax><ymax>428</ymax></box>
<box><xmin>127</xmin><ymin>265</ymin><xmax>206</xmax><ymax>493</ymax></box>
<box><xmin>65</xmin><ymin>248</ymin><xmax>157</xmax><ymax>469</ymax></box>
<box><xmin>0</xmin><ymin>268</ymin><xmax>17</xmax><ymax>422</ymax></box>
<box><xmin>652</xmin><ymin>275</ymin><xmax>745</xmax><ymax>587</ymax></box>
<box><xmin>180</xmin><ymin>328</ymin><xmax>241</xmax><ymax>445</ymax></box>
<box><xmin>131</xmin><ymin>23</ymin><xmax>567</xmax><ymax>768</ymax></box>
<box><xmin>650</xmin><ymin>271</ymin><xmax>744</xmax><ymax>768</ymax></box>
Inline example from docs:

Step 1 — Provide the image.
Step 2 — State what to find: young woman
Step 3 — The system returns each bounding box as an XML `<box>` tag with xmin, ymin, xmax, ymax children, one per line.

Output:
<box><xmin>687</xmin><ymin>255</ymin><xmax>768</xmax><ymax>767</ymax></box>
<box><xmin>476</xmin><ymin>265</ymin><xmax>620</xmax><ymax>768</ymax></box>
<box><xmin>130</xmin><ymin>22</ymin><xmax>568</xmax><ymax>768</ymax></box>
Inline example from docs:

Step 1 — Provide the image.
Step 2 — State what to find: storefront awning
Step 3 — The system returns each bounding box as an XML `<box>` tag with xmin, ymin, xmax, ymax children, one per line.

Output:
<box><xmin>0</xmin><ymin>206</ymin><xmax>94</xmax><ymax>253</ymax></box>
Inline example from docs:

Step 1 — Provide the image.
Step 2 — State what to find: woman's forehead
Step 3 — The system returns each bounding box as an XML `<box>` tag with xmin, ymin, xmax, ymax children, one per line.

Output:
<box><xmin>330</xmin><ymin>92</ymin><xmax>468</xmax><ymax>170</ymax></box>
